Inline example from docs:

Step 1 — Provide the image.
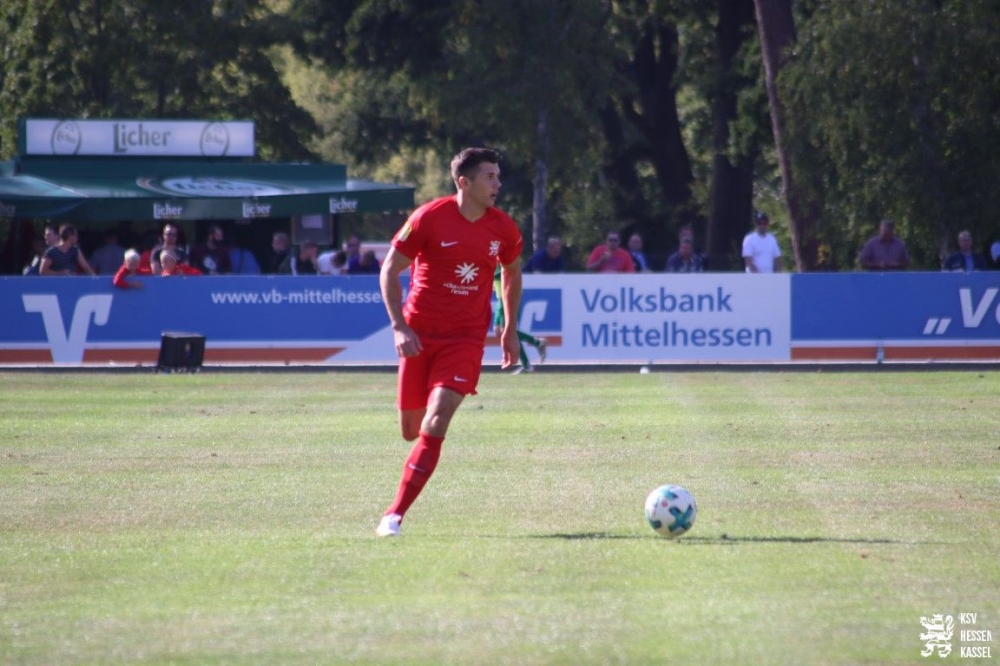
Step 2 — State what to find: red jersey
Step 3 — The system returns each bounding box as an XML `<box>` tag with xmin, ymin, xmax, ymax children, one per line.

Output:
<box><xmin>393</xmin><ymin>195</ymin><xmax>523</xmax><ymax>340</ymax></box>
<box><xmin>112</xmin><ymin>264</ymin><xmax>152</xmax><ymax>289</ymax></box>
<box><xmin>587</xmin><ymin>245</ymin><xmax>636</xmax><ymax>273</ymax></box>
<box><xmin>161</xmin><ymin>265</ymin><xmax>203</xmax><ymax>277</ymax></box>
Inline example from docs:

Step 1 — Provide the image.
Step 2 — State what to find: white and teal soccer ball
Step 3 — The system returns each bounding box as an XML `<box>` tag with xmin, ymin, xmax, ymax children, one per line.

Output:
<box><xmin>644</xmin><ymin>485</ymin><xmax>697</xmax><ymax>538</ymax></box>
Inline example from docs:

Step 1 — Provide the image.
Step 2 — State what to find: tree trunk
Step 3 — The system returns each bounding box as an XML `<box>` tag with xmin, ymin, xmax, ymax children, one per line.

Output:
<box><xmin>532</xmin><ymin>109</ymin><xmax>550</xmax><ymax>254</ymax></box>
<box><xmin>707</xmin><ymin>0</ymin><xmax>758</xmax><ymax>270</ymax></box>
<box><xmin>599</xmin><ymin>104</ymin><xmax>649</xmax><ymax>224</ymax></box>
<box><xmin>617</xmin><ymin>20</ymin><xmax>695</xmax><ymax>267</ymax></box>
<box><xmin>753</xmin><ymin>0</ymin><xmax>819</xmax><ymax>271</ymax></box>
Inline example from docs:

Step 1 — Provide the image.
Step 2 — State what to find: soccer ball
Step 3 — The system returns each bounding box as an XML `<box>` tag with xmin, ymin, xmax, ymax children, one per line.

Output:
<box><xmin>644</xmin><ymin>485</ymin><xmax>697</xmax><ymax>538</ymax></box>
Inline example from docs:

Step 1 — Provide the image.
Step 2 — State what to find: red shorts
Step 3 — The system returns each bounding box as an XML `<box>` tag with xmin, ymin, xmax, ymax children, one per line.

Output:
<box><xmin>398</xmin><ymin>339</ymin><xmax>485</xmax><ymax>410</ymax></box>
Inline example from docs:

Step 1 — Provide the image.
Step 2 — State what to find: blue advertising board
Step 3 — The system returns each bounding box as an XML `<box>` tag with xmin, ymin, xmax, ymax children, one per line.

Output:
<box><xmin>791</xmin><ymin>273</ymin><xmax>1000</xmax><ymax>360</ymax></box>
<box><xmin>1</xmin><ymin>276</ymin><xmax>389</xmax><ymax>364</ymax></box>
<box><xmin>1</xmin><ymin>272</ymin><xmax>997</xmax><ymax>365</ymax></box>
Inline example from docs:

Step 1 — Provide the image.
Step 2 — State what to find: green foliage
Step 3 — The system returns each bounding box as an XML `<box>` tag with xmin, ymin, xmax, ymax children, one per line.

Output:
<box><xmin>6</xmin><ymin>0</ymin><xmax>999</xmax><ymax>271</ymax></box>
<box><xmin>780</xmin><ymin>0</ymin><xmax>1000</xmax><ymax>269</ymax></box>
<box><xmin>287</xmin><ymin>0</ymin><xmax>620</xmax><ymax>250</ymax></box>
<box><xmin>0</xmin><ymin>0</ymin><xmax>317</xmax><ymax>160</ymax></box>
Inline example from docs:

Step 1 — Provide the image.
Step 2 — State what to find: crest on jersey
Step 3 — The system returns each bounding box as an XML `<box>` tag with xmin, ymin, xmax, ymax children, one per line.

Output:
<box><xmin>489</xmin><ymin>240</ymin><xmax>501</xmax><ymax>257</ymax></box>
<box><xmin>455</xmin><ymin>262</ymin><xmax>478</xmax><ymax>284</ymax></box>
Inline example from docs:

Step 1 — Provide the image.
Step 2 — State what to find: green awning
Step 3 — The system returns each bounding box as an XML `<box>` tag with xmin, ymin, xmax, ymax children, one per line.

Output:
<box><xmin>0</xmin><ymin>157</ymin><xmax>414</xmax><ymax>221</ymax></box>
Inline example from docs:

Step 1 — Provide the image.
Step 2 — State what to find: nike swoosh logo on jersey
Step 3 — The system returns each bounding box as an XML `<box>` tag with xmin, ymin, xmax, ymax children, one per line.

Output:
<box><xmin>440</xmin><ymin>241</ymin><xmax>459</xmax><ymax>247</ymax></box>
<box><xmin>453</xmin><ymin>375</ymin><xmax>468</xmax><ymax>382</ymax></box>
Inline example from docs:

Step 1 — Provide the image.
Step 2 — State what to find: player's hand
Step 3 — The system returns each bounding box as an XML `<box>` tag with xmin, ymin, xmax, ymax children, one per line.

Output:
<box><xmin>500</xmin><ymin>327</ymin><xmax>519</xmax><ymax>370</ymax></box>
<box><xmin>392</xmin><ymin>324</ymin><xmax>423</xmax><ymax>358</ymax></box>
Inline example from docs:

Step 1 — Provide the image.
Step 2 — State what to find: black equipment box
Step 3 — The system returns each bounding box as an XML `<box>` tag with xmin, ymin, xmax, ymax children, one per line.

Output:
<box><xmin>156</xmin><ymin>332</ymin><xmax>205</xmax><ymax>372</ymax></box>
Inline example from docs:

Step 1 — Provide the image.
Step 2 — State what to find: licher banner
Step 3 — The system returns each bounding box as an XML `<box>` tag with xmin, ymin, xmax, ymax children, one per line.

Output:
<box><xmin>1</xmin><ymin>273</ymin><xmax>997</xmax><ymax>365</ymax></box>
<box><xmin>20</xmin><ymin>119</ymin><xmax>256</xmax><ymax>158</ymax></box>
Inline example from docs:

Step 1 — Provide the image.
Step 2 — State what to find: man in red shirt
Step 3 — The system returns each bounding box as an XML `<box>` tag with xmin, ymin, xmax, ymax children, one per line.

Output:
<box><xmin>376</xmin><ymin>147</ymin><xmax>524</xmax><ymax>537</ymax></box>
<box><xmin>586</xmin><ymin>230</ymin><xmax>636</xmax><ymax>273</ymax></box>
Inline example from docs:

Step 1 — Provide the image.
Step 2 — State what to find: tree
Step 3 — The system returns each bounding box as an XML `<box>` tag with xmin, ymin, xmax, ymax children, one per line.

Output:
<box><xmin>287</xmin><ymin>1</ymin><xmax>775</xmax><ymax>268</ymax></box>
<box><xmin>676</xmin><ymin>0</ymin><xmax>768</xmax><ymax>269</ymax></box>
<box><xmin>599</xmin><ymin>2</ymin><xmax>695</xmax><ymax>264</ymax></box>
<box><xmin>753</xmin><ymin>0</ymin><xmax>824</xmax><ymax>272</ymax></box>
<box><xmin>780</xmin><ymin>0</ymin><xmax>1000</xmax><ymax>269</ymax></box>
<box><xmin>0</xmin><ymin>0</ymin><xmax>316</xmax><ymax>161</ymax></box>
<box><xmin>290</xmin><ymin>0</ymin><xmax>616</xmax><ymax>259</ymax></box>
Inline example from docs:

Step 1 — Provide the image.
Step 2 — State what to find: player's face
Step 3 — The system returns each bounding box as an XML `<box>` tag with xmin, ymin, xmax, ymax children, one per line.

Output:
<box><xmin>464</xmin><ymin>162</ymin><xmax>501</xmax><ymax>210</ymax></box>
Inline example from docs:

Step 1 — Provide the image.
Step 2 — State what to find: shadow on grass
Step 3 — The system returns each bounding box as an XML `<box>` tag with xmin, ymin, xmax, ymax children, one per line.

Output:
<box><xmin>681</xmin><ymin>534</ymin><xmax>905</xmax><ymax>545</ymax></box>
<box><xmin>533</xmin><ymin>532</ymin><xmax>643</xmax><ymax>540</ymax></box>
<box><xmin>533</xmin><ymin>532</ymin><xmax>935</xmax><ymax>545</ymax></box>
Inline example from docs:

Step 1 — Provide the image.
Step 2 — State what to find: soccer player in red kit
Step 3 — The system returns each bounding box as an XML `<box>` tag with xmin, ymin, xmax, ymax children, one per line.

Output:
<box><xmin>376</xmin><ymin>147</ymin><xmax>524</xmax><ymax>537</ymax></box>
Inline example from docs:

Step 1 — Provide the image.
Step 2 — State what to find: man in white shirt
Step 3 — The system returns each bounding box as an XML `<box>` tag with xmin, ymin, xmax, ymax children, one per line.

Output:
<box><xmin>742</xmin><ymin>211</ymin><xmax>782</xmax><ymax>273</ymax></box>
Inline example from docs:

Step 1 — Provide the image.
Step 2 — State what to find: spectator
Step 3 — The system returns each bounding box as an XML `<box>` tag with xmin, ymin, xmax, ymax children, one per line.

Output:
<box><xmin>229</xmin><ymin>245</ymin><xmax>262</xmax><ymax>274</ymax></box>
<box><xmin>150</xmin><ymin>224</ymin><xmax>188</xmax><ymax>275</ymax></box>
<box><xmin>39</xmin><ymin>224</ymin><xmax>95</xmax><ymax>276</ymax></box>
<box><xmin>112</xmin><ymin>249</ymin><xmax>152</xmax><ymax>289</ymax></box>
<box><xmin>742</xmin><ymin>211</ymin><xmax>782</xmax><ymax>273</ymax></box>
<box><xmin>859</xmin><ymin>218</ymin><xmax>909</xmax><ymax>271</ymax></box>
<box><xmin>264</xmin><ymin>232</ymin><xmax>291</xmax><ymax>274</ymax></box>
<box><xmin>586</xmin><ymin>231</ymin><xmax>636</xmax><ymax>273</ymax></box>
<box><xmin>137</xmin><ymin>231</ymin><xmax>159</xmax><ymax>273</ymax></box>
<box><xmin>189</xmin><ymin>224</ymin><xmax>232</xmax><ymax>275</ymax></box>
<box><xmin>524</xmin><ymin>236</ymin><xmax>565</xmax><ymax>273</ymax></box>
<box><xmin>343</xmin><ymin>235</ymin><xmax>362</xmax><ymax>268</ymax></box>
<box><xmin>159</xmin><ymin>250</ymin><xmax>202</xmax><ymax>277</ymax></box>
<box><xmin>90</xmin><ymin>230</ymin><xmax>126</xmax><ymax>275</ymax></box>
<box><xmin>23</xmin><ymin>225</ymin><xmax>59</xmax><ymax>275</ymax></box>
<box><xmin>628</xmin><ymin>233</ymin><xmax>651</xmax><ymax>272</ymax></box>
<box><xmin>278</xmin><ymin>242</ymin><xmax>319</xmax><ymax>275</ymax></box>
<box><xmin>665</xmin><ymin>226</ymin><xmax>706</xmax><ymax>273</ymax></box>
<box><xmin>990</xmin><ymin>235</ymin><xmax>1000</xmax><ymax>269</ymax></box>
<box><xmin>942</xmin><ymin>230</ymin><xmax>987</xmax><ymax>272</ymax></box>
<box><xmin>318</xmin><ymin>248</ymin><xmax>348</xmax><ymax>275</ymax></box>
<box><xmin>347</xmin><ymin>249</ymin><xmax>381</xmax><ymax>274</ymax></box>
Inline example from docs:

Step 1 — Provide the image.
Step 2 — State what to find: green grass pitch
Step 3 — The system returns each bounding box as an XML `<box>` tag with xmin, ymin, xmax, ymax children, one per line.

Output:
<box><xmin>1</xmin><ymin>369</ymin><xmax>997</xmax><ymax>665</ymax></box>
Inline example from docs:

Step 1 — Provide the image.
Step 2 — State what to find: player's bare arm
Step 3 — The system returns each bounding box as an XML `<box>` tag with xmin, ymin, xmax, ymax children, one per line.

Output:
<box><xmin>380</xmin><ymin>246</ymin><xmax>423</xmax><ymax>358</ymax></box>
<box><xmin>498</xmin><ymin>259</ymin><xmax>522</xmax><ymax>370</ymax></box>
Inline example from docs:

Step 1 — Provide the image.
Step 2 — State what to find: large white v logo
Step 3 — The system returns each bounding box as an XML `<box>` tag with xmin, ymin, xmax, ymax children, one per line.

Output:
<box><xmin>22</xmin><ymin>294</ymin><xmax>113</xmax><ymax>363</ymax></box>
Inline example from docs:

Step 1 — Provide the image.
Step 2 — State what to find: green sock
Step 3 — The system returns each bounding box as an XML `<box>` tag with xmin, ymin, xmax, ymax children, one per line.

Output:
<box><xmin>517</xmin><ymin>330</ymin><xmax>540</xmax><ymax>348</ymax></box>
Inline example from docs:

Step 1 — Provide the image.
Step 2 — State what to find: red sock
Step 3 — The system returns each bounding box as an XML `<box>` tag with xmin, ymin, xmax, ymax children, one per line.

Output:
<box><xmin>386</xmin><ymin>432</ymin><xmax>444</xmax><ymax>519</ymax></box>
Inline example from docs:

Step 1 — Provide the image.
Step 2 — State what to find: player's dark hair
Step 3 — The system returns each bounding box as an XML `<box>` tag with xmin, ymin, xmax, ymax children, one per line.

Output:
<box><xmin>450</xmin><ymin>147</ymin><xmax>500</xmax><ymax>184</ymax></box>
